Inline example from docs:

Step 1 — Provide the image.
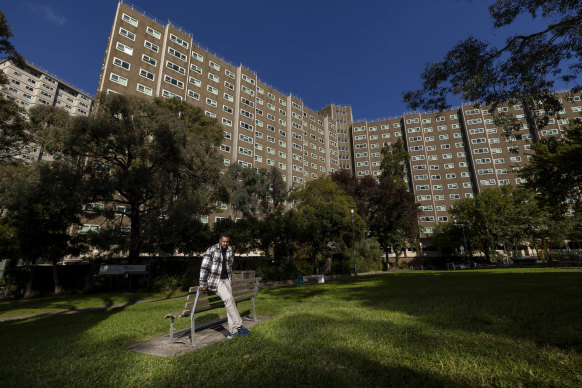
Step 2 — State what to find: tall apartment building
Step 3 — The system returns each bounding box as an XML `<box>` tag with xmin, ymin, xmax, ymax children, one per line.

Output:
<box><xmin>97</xmin><ymin>1</ymin><xmax>340</xmax><ymax>196</ymax></box>
<box><xmin>352</xmin><ymin>96</ymin><xmax>582</xmax><ymax>240</ymax></box>
<box><xmin>0</xmin><ymin>58</ymin><xmax>94</xmax><ymax>163</ymax></box>
<box><xmin>319</xmin><ymin>105</ymin><xmax>354</xmax><ymax>173</ymax></box>
<box><xmin>97</xmin><ymin>1</ymin><xmax>582</xmax><ymax>240</ymax></box>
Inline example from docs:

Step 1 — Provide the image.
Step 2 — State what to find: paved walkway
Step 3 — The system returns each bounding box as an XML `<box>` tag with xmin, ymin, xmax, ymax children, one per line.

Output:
<box><xmin>129</xmin><ymin>315</ymin><xmax>272</xmax><ymax>357</ymax></box>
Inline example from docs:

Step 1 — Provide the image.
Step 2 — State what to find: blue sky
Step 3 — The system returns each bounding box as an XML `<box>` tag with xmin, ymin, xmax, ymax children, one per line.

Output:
<box><xmin>1</xmin><ymin>0</ymin><xmax>563</xmax><ymax>121</ymax></box>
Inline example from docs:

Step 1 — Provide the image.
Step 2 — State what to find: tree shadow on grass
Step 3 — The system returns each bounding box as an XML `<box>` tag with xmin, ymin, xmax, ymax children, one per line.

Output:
<box><xmin>0</xmin><ymin>294</ymin><xmax>231</xmax><ymax>386</ymax></box>
<box><xmin>320</xmin><ymin>271</ymin><xmax>582</xmax><ymax>353</ymax></box>
<box><xmin>147</xmin><ymin>309</ymin><xmax>539</xmax><ymax>387</ymax></box>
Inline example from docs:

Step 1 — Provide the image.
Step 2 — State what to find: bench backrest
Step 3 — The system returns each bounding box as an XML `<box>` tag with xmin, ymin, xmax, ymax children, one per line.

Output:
<box><xmin>184</xmin><ymin>277</ymin><xmax>260</xmax><ymax>313</ymax></box>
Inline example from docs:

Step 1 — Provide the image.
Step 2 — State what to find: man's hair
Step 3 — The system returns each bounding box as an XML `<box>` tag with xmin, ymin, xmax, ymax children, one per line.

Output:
<box><xmin>219</xmin><ymin>232</ymin><xmax>231</xmax><ymax>240</ymax></box>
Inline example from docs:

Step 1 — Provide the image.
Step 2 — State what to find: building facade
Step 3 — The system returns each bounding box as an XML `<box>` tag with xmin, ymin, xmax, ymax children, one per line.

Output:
<box><xmin>97</xmin><ymin>1</ymin><xmax>340</xmax><ymax>192</ymax></box>
<box><xmin>0</xmin><ymin>58</ymin><xmax>94</xmax><ymax>163</ymax></box>
<box><xmin>352</xmin><ymin>96</ymin><xmax>581</xmax><ymax>240</ymax></box>
<box><xmin>97</xmin><ymin>1</ymin><xmax>582</xmax><ymax>238</ymax></box>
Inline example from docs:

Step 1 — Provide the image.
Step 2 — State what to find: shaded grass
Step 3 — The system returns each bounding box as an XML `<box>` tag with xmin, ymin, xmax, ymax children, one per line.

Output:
<box><xmin>1</xmin><ymin>268</ymin><xmax>581</xmax><ymax>387</ymax></box>
<box><xmin>0</xmin><ymin>291</ymin><xmax>188</xmax><ymax>319</ymax></box>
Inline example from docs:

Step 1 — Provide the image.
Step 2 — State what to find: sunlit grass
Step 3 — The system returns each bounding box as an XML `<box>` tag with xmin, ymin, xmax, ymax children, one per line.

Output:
<box><xmin>1</xmin><ymin>268</ymin><xmax>581</xmax><ymax>387</ymax></box>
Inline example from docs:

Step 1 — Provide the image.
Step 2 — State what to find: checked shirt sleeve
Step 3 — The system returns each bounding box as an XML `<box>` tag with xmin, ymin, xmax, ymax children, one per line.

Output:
<box><xmin>199</xmin><ymin>250</ymin><xmax>212</xmax><ymax>289</ymax></box>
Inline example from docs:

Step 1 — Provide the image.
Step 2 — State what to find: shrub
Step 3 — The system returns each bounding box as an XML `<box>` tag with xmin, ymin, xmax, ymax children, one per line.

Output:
<box><xmin>152</xmin><ymin>274</ymin><xmax>182</xmax><ymax>292</ymax></box>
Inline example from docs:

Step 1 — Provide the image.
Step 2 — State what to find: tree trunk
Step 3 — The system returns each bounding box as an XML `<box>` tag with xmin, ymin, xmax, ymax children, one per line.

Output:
<box><xmin>24</xmin><ymin>265</ymin><xmax>35</xmax><ymax>298</ymax></box>
<box><xmin>312</xmin><ymin>250</ymin><xmax>319</xmax><ymax>275</ymax></box>
<box><xmin>82</xmin><ymin>262</ymin><xmax>95</xmax><ymax>292</ymax></box>
<box><xmin>128</xmin><ymin>210</ymin><xmax>141</xmax><ymax>264</ymax></box>
<box><xmin>323</xmin><ymin>256</ymin><xmax>332</xmax><ymax>275</ymax></box>
<box><xmin>523</xmin><ymin>97</ymin><xmax>540</xmax><ymax>143</ymax></box>
<box><xmin>52</xmin><ymin>264</ymin><xmax>62</xmax><ymax>295</ymax></box>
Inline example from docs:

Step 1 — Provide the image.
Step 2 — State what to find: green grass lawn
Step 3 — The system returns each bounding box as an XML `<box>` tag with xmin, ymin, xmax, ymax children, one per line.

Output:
<box><xmin>1</xmin><ymin>268</ymin><xmax>581</xmax><ymax>387</ymax></box>
<box><xmin>0</xmin><ymin>290</ymin><xmax>187</xmax><ymax>319</ymax></box>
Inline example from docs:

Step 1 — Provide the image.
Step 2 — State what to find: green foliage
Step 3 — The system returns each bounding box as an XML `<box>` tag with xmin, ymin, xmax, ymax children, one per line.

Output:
<box><xmin>330</xmin><ymin>169</ymin><xmax>378</xmax><ymax>226</ymax></box>
<box><xmin>0</xmin><ymin>12</ymin><xmax>28</xmax><ymax>162</ymax></box>
<box><xmin>0</xmin><ymin>161</ymin><xmax>87</xmax><ymax>263</ymax></box>
<box><xmin>290</xmin><ymin>177</ymin><xmax>365</xmax><ymax>274</ymax></box>
<box><xmin>213</xmin><ymin>216</ymin><xmax>259</xmax><ymax>255</ymax></box>
<box><xmin>355</xmin><ymin>237</ymin><xmax>383</xmax><ymax>273</ymax></box>
<box><xmin>368</xmin><ymin>175</ymin><xmax>419</xmax><ymax>264</ymax></box>
<box><xmin>255</xmin><ymin>260</ymin><xmax>307</xmax><ymax>281</ymax></box>
<box><xmin>519</xmin><ymin>120</ymin><xmax>582</xmax><ymax>216</ymax></box>
<box><xmin>380</xmin><ymin>138</ymin><xmax>409</xmax><ymax>187</ymax></box>
<box><xmin>44</xmin><ymin>94</ymin><xmax>224</xmax><ymax>262</ymax></box>
<box><xmin>151</xmin><ymin>274</ymin><xmax>182</xmax><ymax>293</ymax></box>
<box><xmin>449</xmin><ymin>185</ymin><xmax>542</xmax><ymax>261</ymax></box>
<box><xmin>404</xmin><ymin>1</ymin><xmax>581</xmax><ymax>134</ymax></box>
<box><xmin>332</xmin><ymin>144</ymin><xmax>418</xmax><ymax>267</ymax></box>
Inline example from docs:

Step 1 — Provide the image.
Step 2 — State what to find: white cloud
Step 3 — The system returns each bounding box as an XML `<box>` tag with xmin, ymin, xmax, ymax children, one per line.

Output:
<box><xmin>27</xmin><ymin>3</ymin><xmax>66</xmax><ymax>27</ymax></box>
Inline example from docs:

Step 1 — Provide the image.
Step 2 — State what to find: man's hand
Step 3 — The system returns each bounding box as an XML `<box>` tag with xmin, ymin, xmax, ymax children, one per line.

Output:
<box><xmin>200</xmin><ymin>287</ymin><xmax>207</xmax><ymax>291</ymax></box>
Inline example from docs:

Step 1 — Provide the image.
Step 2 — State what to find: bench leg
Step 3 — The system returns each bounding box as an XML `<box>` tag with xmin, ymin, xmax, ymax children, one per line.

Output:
<box><xmin>252</xmin><ymin>296</ymin><xmax>257</xmax><ymax>322</ymax></box>
<box><xmin>168</xmin><ymin>317</ymin><xmax>175</xmax><ymax>343</ymax></box>
<box><xmin>189</xmin><ymin>288</ymin><xmax>201</xmax><ymax>346</ymax></box>
<box><xmin>190</xmin><ymin>310</ymin><xmax>196</xmax><ymax>346</ymax></box>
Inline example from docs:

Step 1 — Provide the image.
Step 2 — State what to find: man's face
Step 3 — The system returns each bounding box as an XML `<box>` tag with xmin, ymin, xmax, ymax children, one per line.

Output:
<box><xmin>219</xmin><ymin>236</ymin><xmax>230</xmax><ymax>249</ymax></box>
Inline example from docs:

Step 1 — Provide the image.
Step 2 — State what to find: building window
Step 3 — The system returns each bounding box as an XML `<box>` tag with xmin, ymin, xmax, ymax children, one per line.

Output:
<box><xmin>192</xmin><ymin>51</ymin><xmax>204</xmax><ymax>62</ymax></box>
<box><xmin>119</xmin><ymin>27</ymin><xmax>135</xmax><ymax>41</ymax></box>
<box><xmin>162</xmin><ymin>89</ymin><xmax>182</xmax><ymax>100</ymax></box>
<box><xmin>166</xmin><ymin>60</ymin><xmax>186</xmax><ymax>75</ymax></box>
<box><xmin>141</xmin><ymin>54</ymin><xmax>157</xmax><ymax>66</ymax></box>
<box><xmin>144</xmin><ymin>40</ymin><xmax>159</xmax><ymax>53</ymax></box>
<box><xmin>188</xmin><ymin>90</ymin><xmax>200</xmax><ymax>100</ymax></box>
<box><xmin>122</xmin><ymin>13</ymin><xmax>138</xmax><ymax>27</ymax></box>
<box><xmin>170</xmin><ymin>33</ymin><xmax>189</xmax><ymax>49</ymax></box>
<box><xmin>137</xmin><ymin>84</ymin><xmax>152</xmax><ymax>96</ymax></box>
<box><xmin>146</xmin><ymin>26</ymin><xmax>161</xmax><ymax>39</ymax></box>
<box><xmin>139</xmin><ymin>69</ymin><xmax>155</xmax><ymax>81</ymax></box>
<box><xmin>168</xmin><ymin>47</ymin><xmax>187</xmax><ymax>61</ymax></box>
<box><xmin>110</xmin><ymin>73</ymin><xmax>128</xmax><ymax>86</ymax></box>
<box><xmin>116</xmin><ymin>42</ymin><xmax>133</xmax><ymax>55</ymax></box>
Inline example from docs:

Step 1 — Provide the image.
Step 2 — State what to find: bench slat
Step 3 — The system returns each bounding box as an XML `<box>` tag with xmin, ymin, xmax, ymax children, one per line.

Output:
<box><xmin>185</xmin><ymin>294</ymin><xmax>254</xmax><ymax>311</ymax></box>
<box><xmin>186</xmin><ymin>289</ymin><xmax>255</xmax><ymax>302</ymax></box>
<box><xmin>188</xmin><ymin>278</ymin><xmax>261</xmax><ymax>294</ymax></box>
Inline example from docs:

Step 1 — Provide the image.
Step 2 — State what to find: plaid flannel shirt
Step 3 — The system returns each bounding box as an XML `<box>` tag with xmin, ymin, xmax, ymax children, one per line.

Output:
<box><xmin>199</xmin><ymin>243</ymin><xmax>233</xmax><ymax>292</ymax></box>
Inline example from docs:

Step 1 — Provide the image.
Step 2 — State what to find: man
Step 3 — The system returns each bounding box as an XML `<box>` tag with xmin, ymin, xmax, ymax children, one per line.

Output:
<box><xmin>199</xmin><ymin>233</ymin><xmax>251</xmax><ymax>338</ymax></box>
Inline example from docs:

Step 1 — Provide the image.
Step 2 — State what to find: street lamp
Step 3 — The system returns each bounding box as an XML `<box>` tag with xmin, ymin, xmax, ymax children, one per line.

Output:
<box><xmin>350</xmin><ymin>207</ymin><xmax>358</xmax><ymax>276</ymax></box>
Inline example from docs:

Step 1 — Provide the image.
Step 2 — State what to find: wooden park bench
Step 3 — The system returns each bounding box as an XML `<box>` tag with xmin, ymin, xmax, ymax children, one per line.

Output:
<box><xmin>164</xmin><ymin>272</ymin><xmax>261</xmax><ymax>346</ymax></box>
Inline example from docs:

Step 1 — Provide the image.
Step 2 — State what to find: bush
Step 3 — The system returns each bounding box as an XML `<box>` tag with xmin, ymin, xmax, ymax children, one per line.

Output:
<box><xmin>152</xmin><ymin>274</ymin><xmax>182</xmax><ymax>292</ymax></box>
<box><xmin>354</xmin><ymin>238</ymin><xmax>383</xmax><ymax>273</ymax></box>
<box><xmin>180</xmin><ymin>260</ymin><xmax>202</xmax><ymax>287</ymax></box>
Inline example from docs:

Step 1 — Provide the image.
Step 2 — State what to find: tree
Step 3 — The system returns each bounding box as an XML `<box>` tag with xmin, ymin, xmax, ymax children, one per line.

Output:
<box><xmin>331</xmin><ymin>169</ymin><xmax>380</xmax><ymax>226</ymax></box>
<box><xmin>449</xmin><ymin>186</ymin><xmax>541</xmax><ymax>262</ymax></box>
<box><xmin>218</xmin><ymin>165</ymin><xmax>289</xmax><ymax>219</ymax></box>
<box><xmin>0</xmin><ymin>161</ymin><xmax>87</xmax><ymax>294</ymax></box>
<box><xmin>380</xmin><ymin>138</ymin><xmax>409</xmax><ymax>185</ymax></box>
<box><xmin>0</xmin><ymin>11</ymin><xmax>28</xmax><ymax>162</ymax></box>
<box><xmin>48</xmin><ymin>94</ymin><xmax>224</xmax><ymax>262</ymax></box>
<box><xmin>368</xmin><ymin>175</ymin><xmax>419</xmax><ymax>266</ymax></box>
<box><xmin>368</xmin><ymin>140</ymin><xmax>418</xmax><ymax>266</ymax></box>
<box><xmin>403</xmin><ymin>1</ymin><xmax>581</xmax><ymax>137</ymax></box>
<box><xmin>256</xmin><ymin>210</ymin><xmax>298</xmax><ymax>262</ymax></box>
<box><xmin>290</xmin><ymin>177</ymin><xmax>365</xmax><ymax>274</ymax></box>
<box><xmin>519</xmin><ymin>120</ymin><xmax>582</xmax><ymax>216</ymax></box>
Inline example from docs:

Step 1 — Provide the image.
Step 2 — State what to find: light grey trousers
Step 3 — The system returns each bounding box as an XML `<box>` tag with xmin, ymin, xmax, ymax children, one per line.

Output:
<box><xmin>216</xmin><ymin>278</ymin><xmax>243</xmax><ymax>334</ymax></box>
